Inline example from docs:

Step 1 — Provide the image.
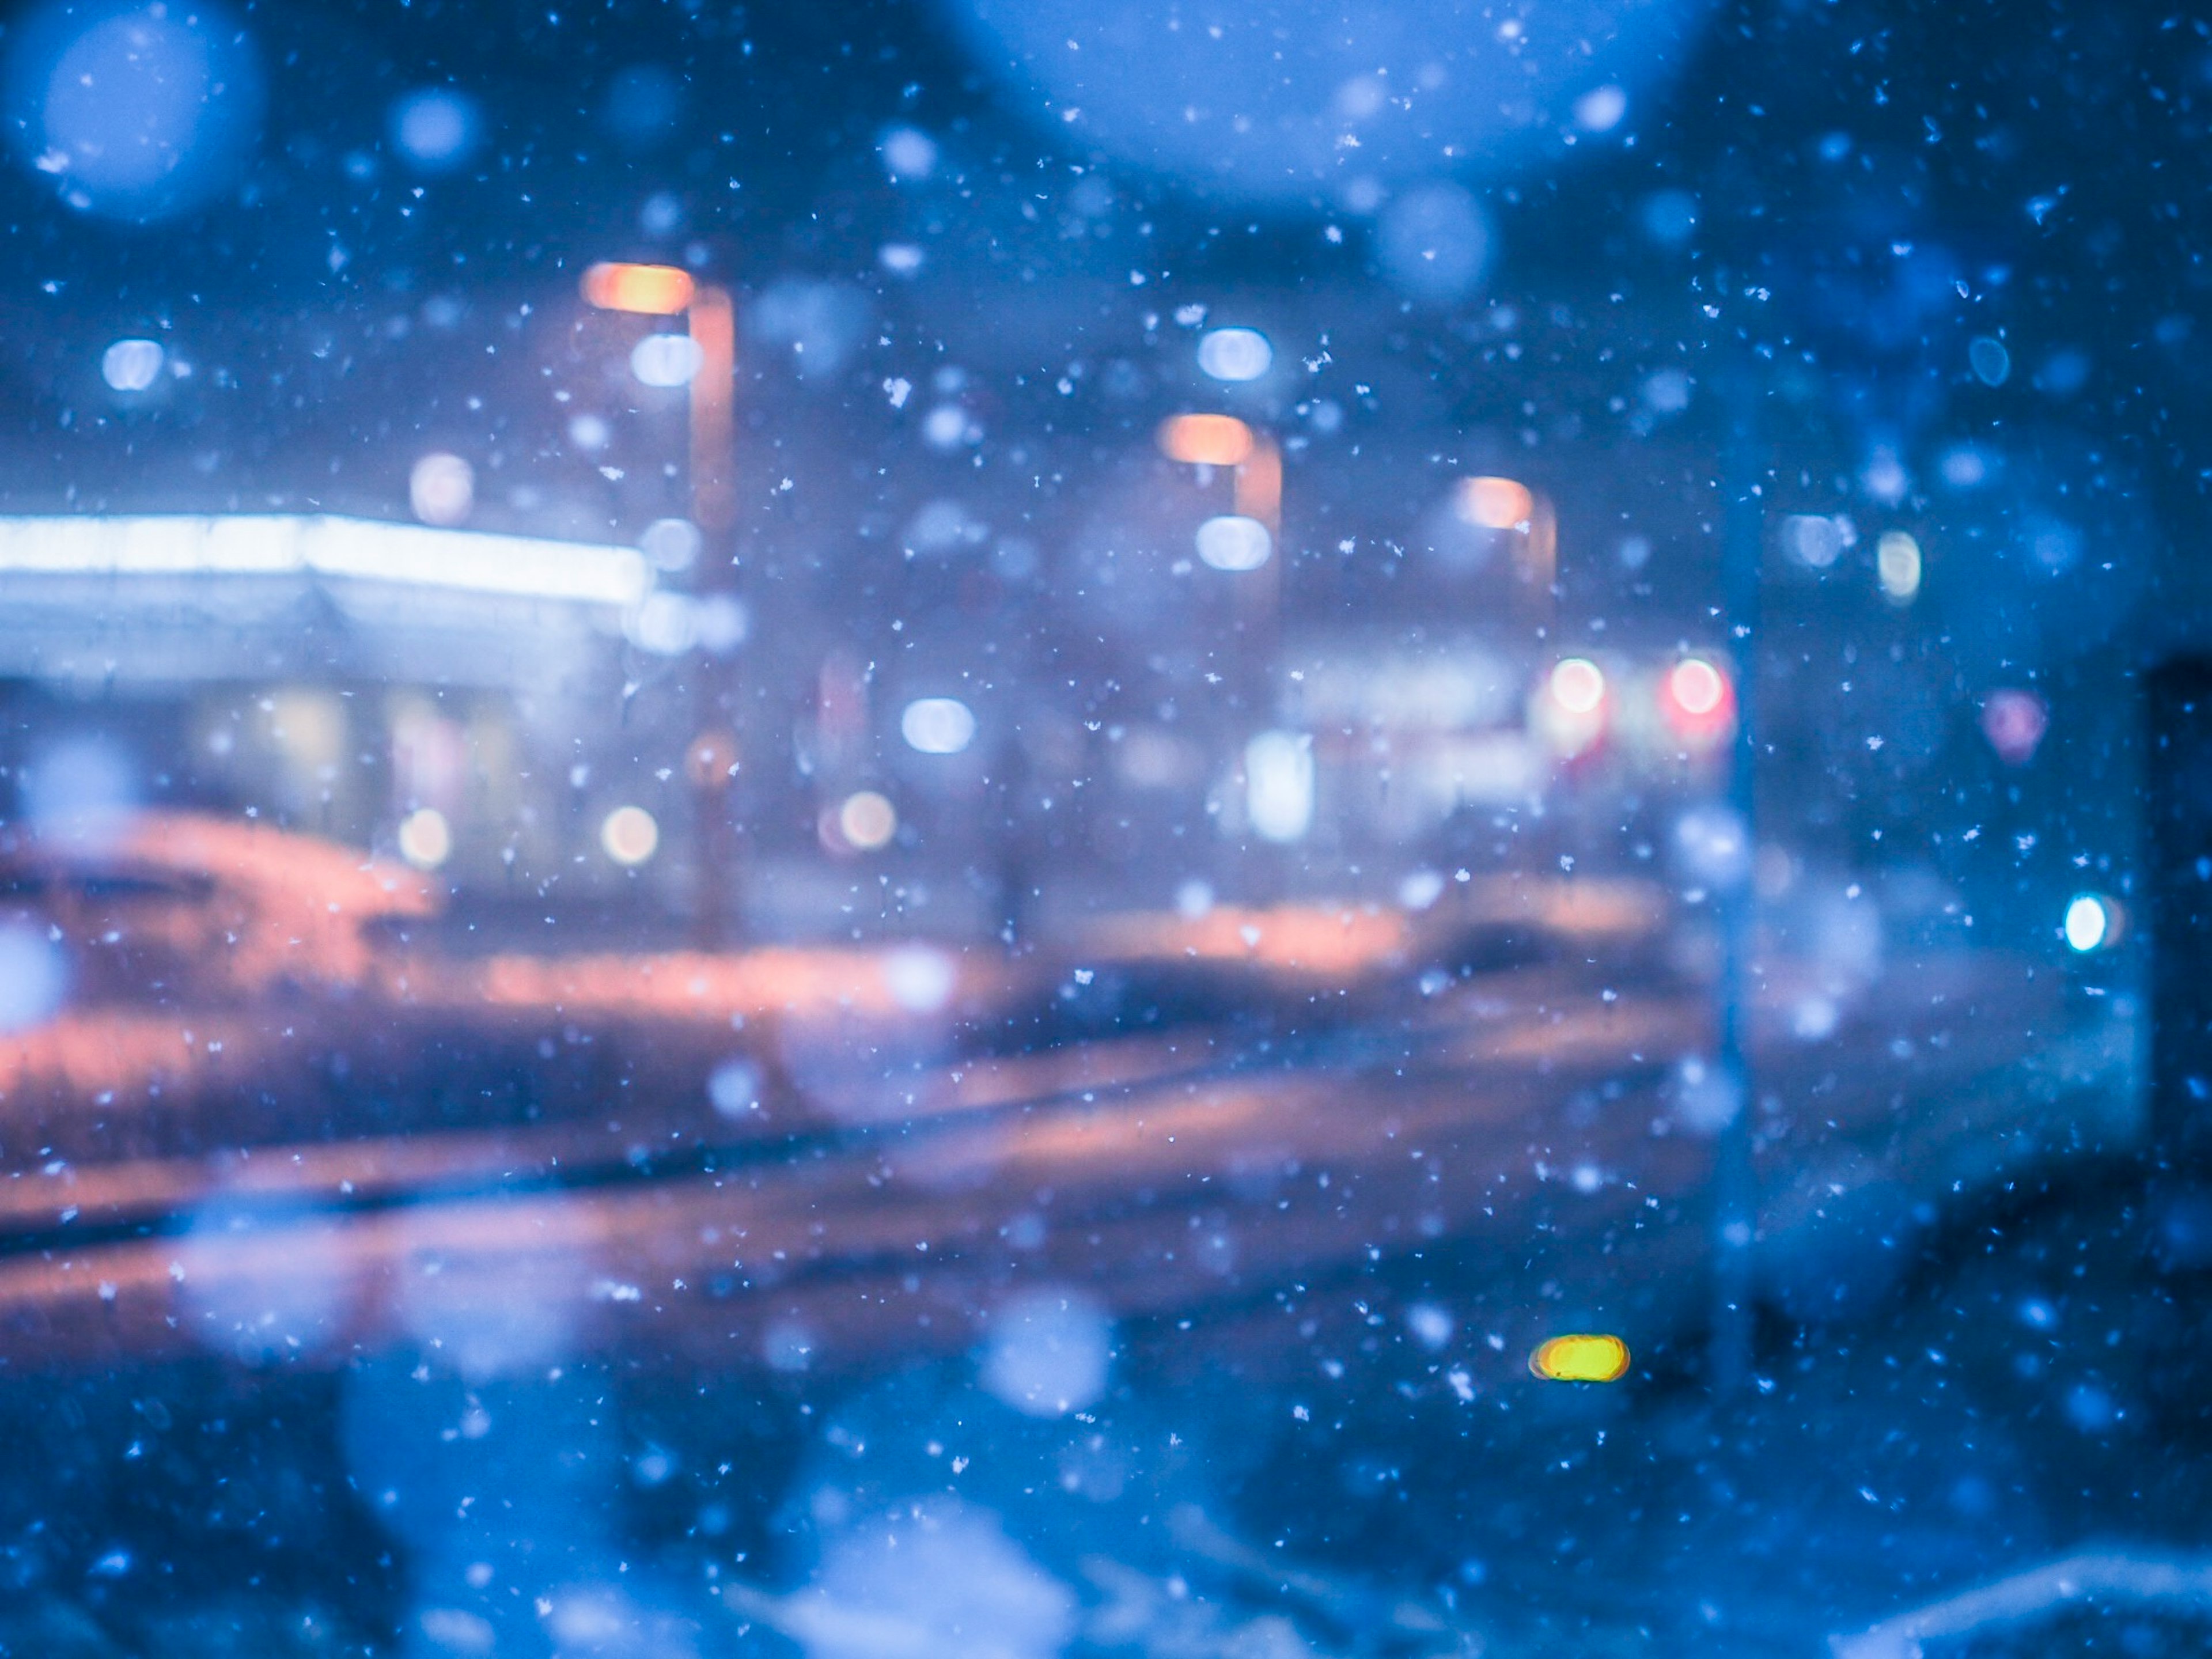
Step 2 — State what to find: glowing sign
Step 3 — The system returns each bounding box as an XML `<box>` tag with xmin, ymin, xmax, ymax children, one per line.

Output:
<box><xmin>1529</xmin><ymin>1333</ymin><xmax>1631</xmax><ymax>1382</ymax></box>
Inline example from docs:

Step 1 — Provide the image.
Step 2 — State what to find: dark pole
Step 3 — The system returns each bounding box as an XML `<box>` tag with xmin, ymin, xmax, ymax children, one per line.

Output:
<box><xmin>2148</xmin><ymin>658</ymin><xmax>2212</xmax><ymax>1174</ymax></box>
<box><xmin>688</xmin><ymin>285</ymin><xmax>741</xmax><ymax>948</ymax></box>
<box><xmin>1708</xmin><ymin>363</ymin><xmax>1765</xmax><ymax>1396</ymax></box>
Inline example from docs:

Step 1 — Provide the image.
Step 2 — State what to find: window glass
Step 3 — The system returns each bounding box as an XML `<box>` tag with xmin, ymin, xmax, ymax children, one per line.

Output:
<box><xmin>0</xmin><ymin>3</ymin><xmax>2204</xmax><ymax>1655</ymax></box>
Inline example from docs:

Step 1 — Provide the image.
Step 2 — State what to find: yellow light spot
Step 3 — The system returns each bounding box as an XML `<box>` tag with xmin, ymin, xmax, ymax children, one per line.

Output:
<box><xmin>1530</xmin><ymin>1333</ymin><xmax>1631</xmax><ymax>1382</ymax></box>
<box><xmin>838</xmin><ymin>790</ymin><xmax>897</xmax><ymax>851</ymax></box>
<box><xmin>580</xmin><ymin>262</ymin><xmax>696</xmax><ymax>316</ymax></box>
<box><xmin>1877</xmin><ymin>530</ymin><xmax>1922</xmax><ymax>603</ymax></box>
<box><xmin>1456</xmin><ymin>475</ymin><xmax>1536</xmax><ymax>531</ymax></box>
<box><xmin>396</xmin><ymin>807</ymin><xmax>452</xmax><ymax>870</ymax></box>
<box><xmin>600</xmin><ymin>805</ymin><xmax>660</xmax><ymax>866</ymax></box>
<box><xmin>1157</xmin><ymin>413</ymin><xmax>1255</xmax><ymax>467</ymax></box>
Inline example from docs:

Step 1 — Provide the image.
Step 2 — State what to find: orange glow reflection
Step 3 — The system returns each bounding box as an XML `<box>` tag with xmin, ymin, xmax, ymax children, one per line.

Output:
<box><xmin>1234</xmin><ymin>435</ymin><xmax>1282</xmax><ymax>530</ymax></box>
<box><xmin>1457</xmin><ymin>476</ymin><xmax>1536</xmax><ymax>531</ymax></box>
<box><xmin>1157</xmin><ymin>414</ymin><xmax>1255</xmax><ymax>467</ymax></box>
<box><xmin>687</xmin><ymin>285</ymin><xmax>737</xmax><ymax>527</ymax></box>
<box><xmin>1084</xmin><ymin>904</ymin><xmax>1412</xmax><ymax>979</ymax></box>
<box><xmin>581</xmin><ymin>262</ymin><xmax>696</xmax><ymax>316</ymax></box>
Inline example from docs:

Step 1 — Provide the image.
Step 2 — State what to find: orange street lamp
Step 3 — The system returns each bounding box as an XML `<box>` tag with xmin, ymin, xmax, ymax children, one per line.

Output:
<box><xmin>582</xmin><ymin>262</ymin><xmax>744</xmax><ymax>941</ymax></box>
<box><xmin>580</xmin><ymin>261</ymin><xmax>694</xmax><ymax>316</ymax></box>
<box><xmin>581</xmin><ymin>263</ymin><xmax>737</xmax><ymax>531</ymax></box>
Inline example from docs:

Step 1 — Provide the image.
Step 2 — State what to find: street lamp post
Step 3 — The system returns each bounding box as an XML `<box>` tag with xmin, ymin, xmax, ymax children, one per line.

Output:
<box><xmin>581</xmin><ymin>262</ymin><xmax>744</xmax><ymax>945</ymax></box>
<box><xmin>1707</xmin><ymin>365</ymin><xmax>1766</xmax><ymax>1399</ymax></box>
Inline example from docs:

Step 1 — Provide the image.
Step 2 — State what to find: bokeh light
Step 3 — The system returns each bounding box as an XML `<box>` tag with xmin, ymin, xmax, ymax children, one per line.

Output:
<box><xmin>1669</xmin><ymin>658</ymin><xmax>1725</xmax><ymax>718</ymax></box>
<box><xmin>692</xmin><ymin>594</ymin><xmax>749</xmax><ymax>654</ymax></box>
<box><xmin>180</xmin><ymin>1204</ymin><xmax>352</xmax><ymax>1365</ymax></box>
<box><xmin>0</xmin><ymin>925</ymin><xmax>68</xmax><ymax>1033</ymax></box>
<box><xmin>795</xmin><ymin>1499</ymin><xmax>1075</xmax><ymax>1659</ymax></box>
<box><xmin>2064</xmin><ymin>892</ymin><xmax>2116</xmax><ymax>954</ymax></box>
<box><xmin>396</xmin><ymin>806</ymin><xmax>452</xmax><ymax>870</ymax></box>
<box><xmin>1781</xmin><ymin>513</ymin><xmax>1853</xmax><ymax>570</ymax></box>
<box><xmin>25</xmin><ymin>734</ymin><xmax>137</xmax><ymax>849</ymax></box>
<box><xmin>940</xmin><ymin>0</ymin><xmax>1705</xmax><ymax>204</ymax></box>
<box><xmin>1980</xmin><ymin>688</ymin><xmax>2050</xmax><ymax>766</ymax></box>
<box><xmin>7</xmin><ymin>0</ymin><xmax>264</xmax><ymax>219</ymax></box>
<box><xmin>838</xmin><ymin>790</ymin><xmax>898</xmax><ymax>851</ymax></box>
<box><xmin>626</xmin><ymin>591</ymin><xmax>697</xmax><ymax>656</ymax></box>
<box><xmin>1536</xmin><ymin>658</ymin><xmax>1608</xmax><ymax>758</ymax></box>
<box><xmin>640</xmin><ymin>517</ymin><xmax>702</xmax><ymax>571</ymax></box>
<box><xmin>882</xmin><ymin>944</ymin><xmax>957</xmax><ymax>1014</ymax></box>
<box><xmin>902</xmin><ymin>696</ymin><xmax>978</xmax><ymax>755</ymax></box>
<box><xmin>1195</xmin><ymin>515</ymin><xmax>1272</xmax><ymax>572</ymax></box>
<box><xmin>880</xmin><ymin>124</ymin><xmax>939</xmax><ymax>180</ymax></box>
<box><xmin>389</xmin><ymin>88</ymin><xmax>480</xmax><ymax>173</ymax></box>
<box><xmin>630</xmin><ymin>332</ymin><xmax>703</xmax><ymax>388</ymax></box>
<box><xmin>1195</xmin><ymin>326</ymin><xmax>1272</xmax><ymax>382</ymax></box>
<box><xmin>1574</xmin><ymin>84</ymin><xmax>1629</xmax><ymax>131</ymax></box>
<box><xmin>408</xmin><ymin>452</ymin><xmax>474</xmax><ymax>527</ymax></box>
<box><xmin>599</xmin><ymin>804</ymin><xmax>660</xmax><ymax>866</ymax></box>
<box><xmin>708</xmin><ymin>1056</ymin><xmax>762</xmax><ymax>1118</ymax></box>
<box><xmin>101</xmin><ymin>337</ymin><xmax>164</xmax><ymax>392</ymax></box>
<box><xmin>1550</xmin><ymin>657</ymin><xmax>1606</xmax><ymax>717</ymax></box>
<box><xmin>1660</xmin><ymin>656</ymin><xmax>1734</xmax><ymax>748</ymax></box>
<box><xmin>1244</xmin><ymin>730</ymin><xmax>1315</xmax><ymax>843</ymax></box>
<box><xmin>1877</xmin><ymin>530</ymin><xmax>1923</xmax><ymax>603</ymax></box>
<box><xmin>1376</xmin><ymin>184</ymin><xmax>1493</xmax><ymax>303</ymax></box>
<box><xmin>1672</xmin><ymin>802</ymin><xmax>1752</xmax><ymax>889</ymax></box>
<box><xmin>683</xmin><ymin>728</ymin><xmax>739</xmax><ymax>787</ymax></box>
<box><xmin>980</xmin><ymin>1289</ymin><xmax>1112</xmax><ymax>1416</ymax></box>
<box><xmin>1530</xmin><ymin>1333</ymin><xmax>1632</xmax><ymax>1382</ymax></box>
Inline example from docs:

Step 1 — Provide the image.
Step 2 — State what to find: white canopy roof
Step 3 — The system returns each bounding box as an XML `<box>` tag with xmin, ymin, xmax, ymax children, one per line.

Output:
<box><xmin>0</xmin><ymin>514</ymin><xmax>650</xmax><ymax>609</ymax></box>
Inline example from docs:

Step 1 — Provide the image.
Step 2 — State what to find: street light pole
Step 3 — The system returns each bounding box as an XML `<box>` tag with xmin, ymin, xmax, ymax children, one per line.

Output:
<box><xmin>581</xmin><ymin>262</ymin><xmax>743</xmax><ymax>945</ymax></box>
<box><xmin>1708</xmin><ymin>365</ymin><xmax>1766</xmax><ymax>1398</ymax></box>
<box><xmin>686</xmin><ymin>285</ymin><xmax>736</xmax><ymax>532</ymax></box>
<box><xmin>683</xmin><ymin>283</ymin><xmax>743</xmax><ymax>948</ymax></box>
